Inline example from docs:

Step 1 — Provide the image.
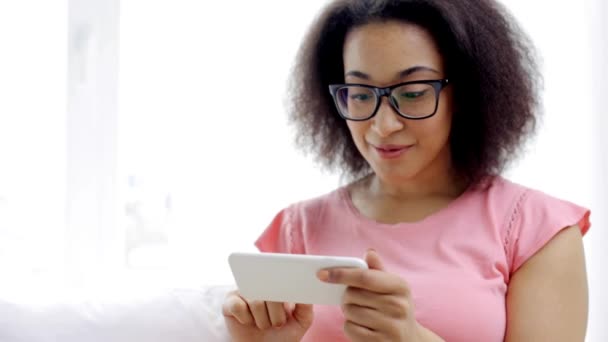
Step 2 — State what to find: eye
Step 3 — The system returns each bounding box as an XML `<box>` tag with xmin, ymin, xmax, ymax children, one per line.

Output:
<box><xmin>399</xmin><ymin>90</ymin><xmax>427</xmax><ymax>99</ymax></box>
<box><xmin>349</xmin><ymin>93</ymin><xmax>373</xmax><ymax>102</ymax></box>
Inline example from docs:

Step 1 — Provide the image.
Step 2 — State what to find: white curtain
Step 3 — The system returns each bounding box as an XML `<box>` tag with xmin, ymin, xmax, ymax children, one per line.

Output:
<box><xmin>0</xmin><ymin>0</ymin><xmax>68</xmax><ymax>294</ymax></box>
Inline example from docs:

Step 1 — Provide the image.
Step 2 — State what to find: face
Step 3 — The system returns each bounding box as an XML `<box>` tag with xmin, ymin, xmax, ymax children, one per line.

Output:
<box><xmin>342</xmin><ymin>21</ymin><xmax>454</xmax><ymax>184</ymax></box>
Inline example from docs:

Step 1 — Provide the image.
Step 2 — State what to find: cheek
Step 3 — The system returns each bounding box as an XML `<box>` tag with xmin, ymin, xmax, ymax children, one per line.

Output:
<box><xmin>346</xmin><ymin>121</ymin><xmax>369</xmax><ymax>147</ymax></box>
<box><xmin>415</xmin><ymin>112</ymin><xmax>452</xmax><ymax>148</ymax></box>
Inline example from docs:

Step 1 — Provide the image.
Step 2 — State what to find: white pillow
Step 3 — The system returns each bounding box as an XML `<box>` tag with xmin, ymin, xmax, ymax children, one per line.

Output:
<box><xmin>0</xmin><ymin>285</ymin><xmax>234</xmax><ymax>342</ymax></box>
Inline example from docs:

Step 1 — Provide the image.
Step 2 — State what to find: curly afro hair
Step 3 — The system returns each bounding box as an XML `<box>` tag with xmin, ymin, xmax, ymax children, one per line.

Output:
<box><xmin>287</xmin><ymin>0</ymin><xmax>542</xmax><ymax>187</ymax></box>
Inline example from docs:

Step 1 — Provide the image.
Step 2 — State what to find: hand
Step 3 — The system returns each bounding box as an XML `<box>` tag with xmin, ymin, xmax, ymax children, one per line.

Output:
<box><xmin>222</xmin><ymin>290</ymin><xmax>314</xmax><ymax>342</ymax></box>
<box><xmin>317</xmin><ymin>249</ymin><xmax>442</xmax><ymax>342</ymax></box>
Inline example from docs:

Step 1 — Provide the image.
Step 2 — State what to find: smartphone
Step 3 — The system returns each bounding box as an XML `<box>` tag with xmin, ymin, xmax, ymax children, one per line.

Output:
<box><xmin>228</xmin><ymin>252</ymin><xmax>368</xmax><ymax>306</ymax></box>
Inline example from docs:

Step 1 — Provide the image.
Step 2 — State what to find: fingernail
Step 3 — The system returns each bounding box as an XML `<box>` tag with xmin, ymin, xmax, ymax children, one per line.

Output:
<box><xmin>317</xmin><ymin>270</ymin><xmax>330</xmax><ymax>282</ymax></box>
<box><xmin>368</xmin><ymin>248</ymin><xmax>376</xmax><ymax>253</ymax></box>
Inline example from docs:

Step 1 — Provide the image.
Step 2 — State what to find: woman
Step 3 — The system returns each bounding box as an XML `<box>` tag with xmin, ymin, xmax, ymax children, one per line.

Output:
<box><xmin>223</xmin><ymin>0</ymin><xmax>591</xmax><ymax>341</ymax></box>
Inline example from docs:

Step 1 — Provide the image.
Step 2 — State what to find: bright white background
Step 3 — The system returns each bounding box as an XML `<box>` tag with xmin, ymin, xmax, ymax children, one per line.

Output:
<box><xmin>0</xmin><ymin>0</ymin><xmax>606</xmax><ymax>340</ymax></box>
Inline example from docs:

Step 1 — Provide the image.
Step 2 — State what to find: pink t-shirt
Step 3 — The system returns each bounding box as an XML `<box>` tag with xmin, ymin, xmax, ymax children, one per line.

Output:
<box><xmin>255</xmin><ymin>176</ymin><xmax>590</xmax><ymax>341</ymax></box>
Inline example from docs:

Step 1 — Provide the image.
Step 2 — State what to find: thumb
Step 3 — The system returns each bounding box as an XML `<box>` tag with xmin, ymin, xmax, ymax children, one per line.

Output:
<box><xmin>365</xmin><ymin>248</ymin><xmax>385</xmax><ymax>271</ymax></box>
<box><xmin>292</xmin><ymin>303</ymin><xmax>314</xmax><ymax>328</ymax></box>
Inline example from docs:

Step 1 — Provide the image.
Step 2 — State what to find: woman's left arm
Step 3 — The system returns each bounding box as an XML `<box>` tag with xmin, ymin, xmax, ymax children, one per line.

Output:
<box><xmin>505</xmin><ymin>225</ymin><xmax>588</xmax><ymax>341</ymax></box>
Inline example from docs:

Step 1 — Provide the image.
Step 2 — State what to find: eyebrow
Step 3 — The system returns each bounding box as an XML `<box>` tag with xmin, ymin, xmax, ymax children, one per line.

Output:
<box><xmin>344</xmin><ymin>66</ymin><xmax>441</xmax><ymax>80</ymax></box>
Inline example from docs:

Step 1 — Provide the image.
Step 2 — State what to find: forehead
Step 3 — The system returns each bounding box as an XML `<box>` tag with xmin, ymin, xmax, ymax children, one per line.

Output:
<box><xmin>342</xmin><ymin>21</ymin><xmax>444</xmax><ymax>80</ymax></box>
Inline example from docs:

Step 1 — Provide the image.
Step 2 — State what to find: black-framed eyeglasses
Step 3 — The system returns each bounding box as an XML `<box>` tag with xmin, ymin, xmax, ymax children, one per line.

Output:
<box><xmin>328</xmin><ymin>79</ymin><xmax>449</xmax><ymax>121</ymax></box>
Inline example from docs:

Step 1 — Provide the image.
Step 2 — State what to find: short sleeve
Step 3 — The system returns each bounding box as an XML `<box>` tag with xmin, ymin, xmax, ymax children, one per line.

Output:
<box><xmin>507</xmin><ymin>189</ymin><xmax>591</xmax><ymax>273</ymax></box>
<box><xmin>254</xmin><ymin>207</ymin><xmax>305</xmax><ymax>254</ymax></box>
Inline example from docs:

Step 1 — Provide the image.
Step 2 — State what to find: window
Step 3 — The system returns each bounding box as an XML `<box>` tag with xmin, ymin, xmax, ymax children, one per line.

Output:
<box><xmin>117</xmin><ymin>0</ymin><xmax>337</xmax><ymax>285</ymax></box>
<box><xmin>0</xmin><ymin>1</ymin><xmax>67</xmax><ymax>293</ymax></box>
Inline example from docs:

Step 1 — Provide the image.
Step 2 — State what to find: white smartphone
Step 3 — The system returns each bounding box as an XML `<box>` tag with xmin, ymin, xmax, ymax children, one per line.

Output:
<box><xmin>228</xmin><ymin>252</ymin><xmax>368</xmax><ymax>306</ymax></box>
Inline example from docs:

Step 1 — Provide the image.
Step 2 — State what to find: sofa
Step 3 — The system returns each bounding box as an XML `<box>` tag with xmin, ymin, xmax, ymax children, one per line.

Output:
<box><xmin>0</xmin><ymin>285</ymin><xmax>234</xmax><ymax>342</ymax></box>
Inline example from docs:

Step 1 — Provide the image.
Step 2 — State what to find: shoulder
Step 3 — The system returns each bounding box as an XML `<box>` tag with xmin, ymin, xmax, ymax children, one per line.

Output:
<box><xmin>282</xmin><ymin>185</ymin><xmax>349</xmax><ymax>222</ymax></box>
<box><xmin>489</xmin><ymin>176</ymin><xmax>589</xmax><ymax>230</ymax></box>
<box><xmin>255</xmin><ymin>185</ymin><xmax>350</xmax><ymax>254</ymax></box>
<box><xmin>487</xmin><ymin>176</ymin><xmax>591</xmax><ymax>273</ymax></box>
<box><xmin>475</xmin><ymin>176</ymin><xmax>582</xmax><ymax>215</ymax></box>
<box><xmin>478</xmin><ymin>175</ymin><xmax>529</xmax><ymax>200</ymax></box>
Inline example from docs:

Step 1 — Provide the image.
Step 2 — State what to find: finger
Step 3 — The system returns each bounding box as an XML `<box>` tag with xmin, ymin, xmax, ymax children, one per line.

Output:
<box><xmin>318</xmin><ymin>268</ymin><xmax>408</xmax><ymax>295</ymax></box>
<box><xmin>342</xmin><ymin>286</ymin><xmax>381</xmax><ymax>309</ymax></box>
<box><xmin>284</xmin><ymin>302</ymin><xmax>296</xmax><ymax>313</ymax></box>
<box><xmin>342</xmin><ymin>287</ymin><xmax>409</xmax><ymax>318</ymax></box>
<box><xmin>342</xmin><ymin>303</ymin><xmax>391</xmax><ymax>332</ymax></box>
<box><xmin>249</xmin><ymin>300</ymin><xmax>272</xmax><ymax>330</ymax></box>
<box><xmin>343</xmin><ymin>319</ymin><xmax>377</xmax><ymax>342</ymax></box>
<box><xmin>364</xmin><ymin>248</ymin><xmax>385</xmax><ymax>271</ymax></box>
<box><xmin>222</xmin><ymin>292</ymin><xmax>254</xmax><ymax>325</ymax></box>
<box><xmin>293</xmin><ymin>303</ymin><xmax>314</xmax><ymax>328</ymax></box>
<box><xmin>266</xmin><ymin>301</ymin><xmax>287</xmax><ymax>328</ymax></box>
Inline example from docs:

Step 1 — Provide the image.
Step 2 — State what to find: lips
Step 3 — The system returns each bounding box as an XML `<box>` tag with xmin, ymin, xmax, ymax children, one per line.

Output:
<box><xmin>375</xmin><ymin>144</ymin><xmax>411</xmax><ymax>152</ymax></box>
<box><xmin>372</xmin><ymin>144</ymin><xmax>414</xmax><ymax>159</ymax></box>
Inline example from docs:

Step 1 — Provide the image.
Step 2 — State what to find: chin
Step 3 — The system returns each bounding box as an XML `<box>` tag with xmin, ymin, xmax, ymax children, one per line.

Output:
<box><xmin>372</xmin><ymin>164</ymin><xmax>420</xmax><ymax>183</ymax></box>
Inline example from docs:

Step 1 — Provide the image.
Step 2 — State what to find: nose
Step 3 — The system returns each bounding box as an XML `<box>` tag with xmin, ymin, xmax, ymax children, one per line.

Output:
<box><xmin>371</xmin><ymin>97</ymin><xmax>405</xmax><ymax>138</ymax></box>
